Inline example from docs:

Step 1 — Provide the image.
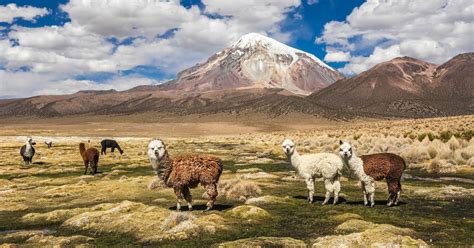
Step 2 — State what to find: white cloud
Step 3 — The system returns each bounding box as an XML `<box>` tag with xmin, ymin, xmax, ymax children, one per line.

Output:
<box><xmin>324</xmin><ymin>51</ymin><xmax>351</xmax><ymax>62</ymax></box>
<box><xmin>0</xmin><ymin>3</ymin><xmax>48</xmax><ymax>23</ymax></box>
<box><xmin>317</xmin><ymin>0</ymin><xmax>474</xmax><ymax>74</ymax></box>
<box><xmin>0</xmin><ymin>69</ymin><xmax>161</xmax><ymax>98</ymax></box>
<box><xmin>307</xmin><ymin>0</ymin><xmax>319</xmax><ymax>5</ymax></box>
<box><xmin>0</xmin><ymin>0</ymin><xmax>301</xmax><ymax>98</ymax></box>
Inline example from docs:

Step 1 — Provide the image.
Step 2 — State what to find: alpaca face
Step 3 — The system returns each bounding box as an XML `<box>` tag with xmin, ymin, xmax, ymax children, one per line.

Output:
<box><xmin>26</xmin><ymin>137</ymin><xmax>36</xmax><ymax>146</ymax></box>
<box><xmin>282</xmin><ymin>139</ymin><xmax>295</xmax><ymax>156</ymax></box>
<box><xmin>148</xmin><ymin>139</ymin><xmax>166</xmax><ymax>159</ymax></box>
<box><xmin>339</xmin><ymin>141</ymin><xmax>352</xmax><ymax>159</ymax></box>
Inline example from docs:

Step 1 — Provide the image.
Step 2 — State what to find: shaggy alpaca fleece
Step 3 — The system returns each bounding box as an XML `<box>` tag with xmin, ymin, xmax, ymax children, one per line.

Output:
<box><xmin>282</xmin><ymin>139</ymin><xmax>344</xmax><ymax>205</ymax></box>
<box><xmin>147</xmin><ymin>139</ymin><xmax>223</xmax><ymax>211</ymax></box>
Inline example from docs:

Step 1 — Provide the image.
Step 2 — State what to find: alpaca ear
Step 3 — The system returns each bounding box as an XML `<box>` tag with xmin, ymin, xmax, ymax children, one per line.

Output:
<box><xmin>339</xmin><ymin>140</ymin><xmax>343</xmax><ymax>145</ymax></box>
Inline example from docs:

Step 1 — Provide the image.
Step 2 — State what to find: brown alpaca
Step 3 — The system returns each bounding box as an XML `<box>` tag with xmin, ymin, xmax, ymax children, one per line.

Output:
<box><xmin>361</xmin><ymin>153</ymin><xmax>405</xmax><ymax>205</ymax></box>
<box><xmin>340</xmin><ymin>141</ymin><xmax>406</xmax><ymax>207</ymax></box>
<box><xmin>79</xmin><ymin>143</ymin><xmax>100</xmax><ymax>175</ymax></box>
<box><xmin>148</xmin><ymin>139</ymin><xmax>223</xmax><ymax>211</ymax></box>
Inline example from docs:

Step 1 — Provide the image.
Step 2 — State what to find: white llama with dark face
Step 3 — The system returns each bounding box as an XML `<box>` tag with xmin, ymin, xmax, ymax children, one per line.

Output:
<box><xmin>20</xmin><ymin>137</ymin><xmax>36</xmax><ymax>165</ymax></box>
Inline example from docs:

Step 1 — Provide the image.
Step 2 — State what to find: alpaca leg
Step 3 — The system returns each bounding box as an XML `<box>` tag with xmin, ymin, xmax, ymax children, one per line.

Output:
<box><xmin>322</xmin><ymin>179</ymin><xmax>334</xmax><ymax>205</ymax></box>
<box><xmin>332</xmin><ymin>179</ymin><xmax>341</xmax><ymax>205</ymax></box>
<box><xmin>387</xmin><ymin>180</ymin><xmax>398</xmax><ymax>207</ymax></box>
<box><xmin>204</xmin><ymin>183</ymin><xmax>218</xmax><ymax>211</ymax></box>
<box><xmin>360</xmin><ymin>181</ymin><xmax>368</xmax><ymax>206</ymax></box>
<box><xmin>394</xmin><ymin>181</ymin><xmax>402</xmax><ymax>205</ymax></box>
<box><xmin>83</xmin><ymin>161</ymin><xmax>89</xmax><ymax>175</ymax></box>
<box><xmin>183</xmin><ymin>187</ymin><xmax>193</xmax><ymax>211</ymax></box>
<box><xmin>305</xmin><ymin>178</ymin><xmax>315</xmax><ymax>203</ymax></box>
<box><xmin>174</xmin><ymin>187</ymin><xmax>183</xmax><ymax>211</ymax></box>
<box><xmin>365</xmin><ymin>181</ymin><xmax>375</xmax><ymax>207</ymax></box>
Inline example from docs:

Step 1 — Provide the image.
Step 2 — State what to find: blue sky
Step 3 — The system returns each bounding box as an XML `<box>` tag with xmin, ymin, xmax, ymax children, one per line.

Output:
<box><xmin>0</xmin><ymin>0</ymin><xmax>472</xmax><ymax>97</ymax></box>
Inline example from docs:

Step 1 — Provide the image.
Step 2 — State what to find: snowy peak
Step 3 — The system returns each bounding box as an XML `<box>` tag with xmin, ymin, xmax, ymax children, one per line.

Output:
<box><xmin>231</xmin><ymin>33</ymin><xmax>334</xmax><ymax>71</ymax></box>
<box><xmin>166</xmin><ymin>33</ymin><xmax>344</xmax><ymax>95</ymax></box>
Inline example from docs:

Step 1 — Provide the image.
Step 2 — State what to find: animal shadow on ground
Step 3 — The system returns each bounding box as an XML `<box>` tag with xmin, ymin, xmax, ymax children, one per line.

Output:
<box><xmin>345</xmin><ymin>200</ymin><xmax>407</xmax><ymax>206</ymax></box>
<box><xmin>20</xmin><ymin>162</ymin><xmax>51</xmax><ymax>167</ymax></box>
<box><xmin>168</xmin><ymin>204</ymin><xmax>233</xmax><ymax>211</ymax></box>
<box><xmin>293</xmin><ymin>195</ymin><xmax>347</xmax><ymax>204</ymax></box>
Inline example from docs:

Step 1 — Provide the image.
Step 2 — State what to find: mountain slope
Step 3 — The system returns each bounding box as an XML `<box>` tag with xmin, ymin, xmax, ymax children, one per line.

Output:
<box><xmin>163</xmin><ymin>33</ymin><xmax>343</xmax><ymax>95</ymax></box>
<box><xmin>310</xmin><ymin>53</ymin><xmax>474</xmax><ymax>117</ymax></box>
<box><xmin>0</xmin><ymin>88</ymin><xmax>352</xmax><ymax>119</ymax></box>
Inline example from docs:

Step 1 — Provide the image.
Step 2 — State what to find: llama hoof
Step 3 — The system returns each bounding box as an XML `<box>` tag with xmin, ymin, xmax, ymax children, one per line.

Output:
<box><xmin>204</xmin><ymin>207</ymin><xmax>212</xmax><ymax>212</ymax></box>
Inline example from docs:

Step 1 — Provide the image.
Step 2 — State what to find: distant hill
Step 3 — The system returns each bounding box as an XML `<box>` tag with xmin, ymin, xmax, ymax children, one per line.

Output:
<box><xmin>309</xmin><ymin>53</ymin><xmax>474</xmax><ymax>117</ymax></box>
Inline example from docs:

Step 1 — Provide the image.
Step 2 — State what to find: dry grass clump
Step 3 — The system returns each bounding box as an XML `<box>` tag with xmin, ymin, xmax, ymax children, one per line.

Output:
<box><xmin>161</xmin><ymin>212</ymin><xmax>197</xmax><ymax>232</ymax></box>
<box><xmin>216</xmin><ymin>179</ymin><xmax>262</xmax><ymax>202</ymax></box>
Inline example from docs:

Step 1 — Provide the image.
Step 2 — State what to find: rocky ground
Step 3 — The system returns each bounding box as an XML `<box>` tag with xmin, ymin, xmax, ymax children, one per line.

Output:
<box><xmin>0</xmin><ymin>116</ymin><xmax>473</xmax><ymax>247</ymax></box>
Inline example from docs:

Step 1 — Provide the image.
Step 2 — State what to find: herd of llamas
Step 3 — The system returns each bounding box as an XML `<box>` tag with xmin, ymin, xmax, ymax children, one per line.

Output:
<box><xmin>18</xmin><ymin>136</ymin><xmax>406</xmax><ymax>211</ymax></box>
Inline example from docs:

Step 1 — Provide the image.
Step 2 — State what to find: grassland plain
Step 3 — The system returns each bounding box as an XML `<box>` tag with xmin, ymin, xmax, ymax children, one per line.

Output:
<box><xmin>0</xmin><ymin>115</ymin><xmax>473</xmax><ymax>247</ymax></box>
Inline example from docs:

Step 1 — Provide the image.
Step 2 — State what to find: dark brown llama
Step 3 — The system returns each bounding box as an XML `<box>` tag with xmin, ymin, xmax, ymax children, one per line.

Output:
<box><xmin>79</xmin><ymin>143</ymin><xmax>100</xmax><ymax>175</ymax></box>
<box><xmin>148</xmin><ymin>139</ymin><xmax>223</xmax><ymax>211</ymax></box>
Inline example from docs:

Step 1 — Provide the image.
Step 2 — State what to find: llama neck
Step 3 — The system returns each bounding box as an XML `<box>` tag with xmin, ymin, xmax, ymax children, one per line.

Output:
<box><xmin>157</xmin><ymin>151</ymin><xmax>173</xmax><ymax>186</ymax></box>
<box><xmin>25</xmin><ymin>141</ymin><xmax>32</xmax><ymax>150</ymax></box>
<box><xmin>343</xmin><ymin>152</ymin><xmax>365</xmax><ymax>179</ymax></box>
<box><xmin>287</xmin><ymin>149</ymin><xmax>302</xmax><ymax>170</ymax></box>
<box><xmin>79</xmin><ymin>144</ymin><xmax>86</xmax><ymax>156</ymax></box>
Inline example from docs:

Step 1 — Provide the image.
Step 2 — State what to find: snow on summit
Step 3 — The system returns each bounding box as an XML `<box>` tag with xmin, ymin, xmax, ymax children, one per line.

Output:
<box><xmin>232</xmin><ymin>33</ymin><xmax>334</xmax><ymax>71</ymax></box>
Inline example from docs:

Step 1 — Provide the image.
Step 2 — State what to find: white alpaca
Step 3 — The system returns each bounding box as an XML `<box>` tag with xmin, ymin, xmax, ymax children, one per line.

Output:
<box><xmin>282</xmin><ymin>139</ymin><xmax>344</xmax><ymax>205</ymax></box>
<box><xmin>147</xmin><ymin>139</ymin><xmax>165</xmax><ymax>175</ymax></box>
<box><xmin>339</xmin><ymin>141</ymin><xmax>376</xmax><ymax>207</ymax></box>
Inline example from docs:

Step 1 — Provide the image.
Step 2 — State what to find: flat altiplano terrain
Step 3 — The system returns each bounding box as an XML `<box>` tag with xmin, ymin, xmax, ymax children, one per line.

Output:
<box><xmin>0</xmin><ymin>115</ymin><xmax>473</xmax><ymax>247</ymax></box>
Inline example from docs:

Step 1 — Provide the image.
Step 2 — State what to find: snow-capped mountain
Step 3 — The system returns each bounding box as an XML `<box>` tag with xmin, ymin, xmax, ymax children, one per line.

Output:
<box><xmin>165</xmin><ymin>33</ymin><xmax>343</xmax><ymax>95</ymax></box>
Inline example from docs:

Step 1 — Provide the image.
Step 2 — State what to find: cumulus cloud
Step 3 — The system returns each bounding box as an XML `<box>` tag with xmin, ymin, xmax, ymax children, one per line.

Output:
<box><xmin>0</xmin><ymin>69</ymin><xmax>163</xmax><ymax>98</ymax></box>
<box><xmin>0</xmin><ymin>0</ymin><xmax>301</xmax><ymax>98</ymax></box>
<box><xmin>0</xmin><ymin>3</ymin><xmax>48</xmax><ymax>23</ymax></box>
<box><xmin>318</xmin><ymin>0</ymin><xmax>474</xmax><ymax>74</ymax></box>
<box><xmin>307</xmin><ymin>0</ymin><xmax>319</xmax><ymax>5</ymax></box>
<box><xmin>324</xmin><ymin>51</ymin><xmax>351</xmax><ymax>62</ymax></box>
